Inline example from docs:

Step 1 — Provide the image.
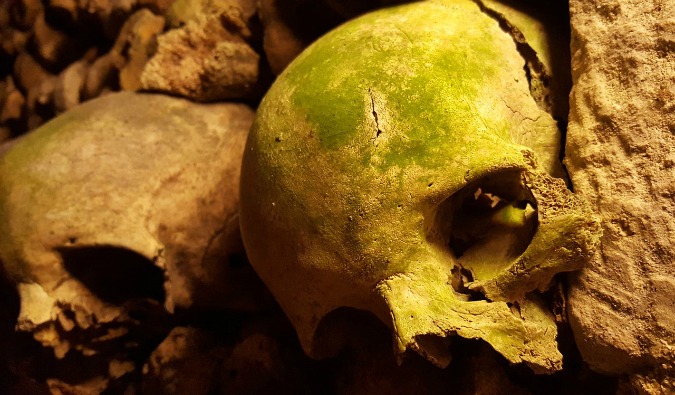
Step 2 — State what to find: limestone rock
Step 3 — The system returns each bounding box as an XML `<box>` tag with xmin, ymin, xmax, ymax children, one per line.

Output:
<box><xmin>116</xmin><ymin>9</ymin><xmax>166</xmax><ymax>91</ymax></box>
<box><xmin>565</xmin><ymin>0</ymin><xmax>675</xmax><ymax>389</ymax></box>
<box><xmin>165</xmin><ymin>0</ymin><xmax>256</xmax><ymax>30</ymax></box>
<box><xmin>140</xmin><ymin>5</ymin><xmax>259</xmax><ymax>102</ymax></box>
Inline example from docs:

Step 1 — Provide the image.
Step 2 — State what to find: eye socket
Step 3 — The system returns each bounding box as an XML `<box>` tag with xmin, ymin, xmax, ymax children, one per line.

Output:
<box><xmin>449</xmin><ymin>170</ymin><xmax>538</xmax><ymax>283</ymax></box>
<box><xmin>58</xmin><ymin>246</ymin><xmax>166</xmax><ymax>305</ymax></box>
<box><xmin>428</xmin><ymin>170</ymin><xmax>538</xmax><ymax>291</ymax></box>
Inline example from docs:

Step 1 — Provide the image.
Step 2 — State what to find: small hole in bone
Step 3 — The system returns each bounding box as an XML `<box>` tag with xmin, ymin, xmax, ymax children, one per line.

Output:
<box><xmin>449</xmin><ymin>265</ymin><xmax>484</xmax><ymax>301</ymax></box>
<box><xmin>58</xmin><ymin>246</ymin><xmax>165</xmax><ymax>305</ymax></box>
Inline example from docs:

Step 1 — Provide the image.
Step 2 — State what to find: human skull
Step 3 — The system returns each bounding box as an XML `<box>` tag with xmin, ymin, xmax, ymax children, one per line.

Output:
<box><xmin>0</xmin><ymin>92</ymin><xmax>269</xmax><ymax>380</ymax></box>
<box><xmin>240</xmin><ymin>0</ymin><xmax>600</xmax><ymax>374</ymax></box>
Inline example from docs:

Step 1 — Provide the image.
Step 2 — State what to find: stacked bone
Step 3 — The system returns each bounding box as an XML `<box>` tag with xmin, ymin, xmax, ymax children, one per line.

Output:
<box><xmin>0</xmin><ymin>1</ymin><xmax>439</xmax><ymax>394</ymax></box>
<box><xmin>0</xmin><ymin>0</ymin><xmax>404</xmax><ymax>142</ymax></box>
<box><xmin>0</xmin><ymin>0</ymin><xmax>169</xmax><ymax>140</ymax></box>
<box><xmin>0</xmin><ymin>0</ymin><xmax>264</xmax><ymax>143</ymax></box>
<box><xmin>0</xmin><ymin>0</ymin><xmax>234</xmax><ymax>140</ymax></box>
<box><xmin>1</xmin><ymin>0</ymin><xmax>671</xmax><ymax>393</ymax></box>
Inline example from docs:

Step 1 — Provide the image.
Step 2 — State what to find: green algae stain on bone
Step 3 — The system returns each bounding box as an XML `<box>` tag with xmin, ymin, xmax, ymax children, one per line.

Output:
<box><xmin>283</xmin><ymin>0</ymin><xmax>506</xmax><ymax>170</ymax></box>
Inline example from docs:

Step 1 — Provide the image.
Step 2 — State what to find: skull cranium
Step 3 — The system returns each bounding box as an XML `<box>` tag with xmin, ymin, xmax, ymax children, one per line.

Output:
<box><xmin>0</xmin><ymin>92</ymin><xmax>269</xmax><ymax>386</ymax></box>
<box><xmin>240</xmin><ymin>0</ymin><xmax>600</xmax><ymax>374</ymax></box>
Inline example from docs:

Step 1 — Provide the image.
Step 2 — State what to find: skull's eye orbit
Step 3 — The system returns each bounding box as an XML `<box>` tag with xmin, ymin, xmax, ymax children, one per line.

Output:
<box><xmin>58</xmin><ymin>246</ymin><xmax>166</xmax><ymax>305</ymax></box>
<box><xmin>430</xmin><ymin>170</ymin><xmax>539</xmax><ymax>294</ymax></box>
<box><xmin>451</xmin><ymin>170</ymin><xmax>538</xmax><ymax>284</ymax></box>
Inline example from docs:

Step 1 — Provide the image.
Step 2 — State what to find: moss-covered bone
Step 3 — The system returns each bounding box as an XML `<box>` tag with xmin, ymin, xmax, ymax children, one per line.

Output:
<box><xmin>240</xmin><ymin>0</ymin><xmax>600</xmax><ymax>374</ymax></box>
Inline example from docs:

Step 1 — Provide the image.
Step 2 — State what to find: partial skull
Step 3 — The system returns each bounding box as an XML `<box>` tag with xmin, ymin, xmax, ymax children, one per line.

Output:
<box><xmin>0</xmin><ymin>92</ymin><xmax>270</xmax><ymax>388</ymax></box>
<box><xmin>240</xmin><ymin>0</ymin><xmax>600</xmax><ymax>374</ymax></box>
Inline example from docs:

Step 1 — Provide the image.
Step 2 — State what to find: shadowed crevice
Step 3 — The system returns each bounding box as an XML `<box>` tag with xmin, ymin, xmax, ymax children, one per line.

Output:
<box><xmin>58</xmin><ymin>246</ymin><xmax>165</xmax><ymax>305</ymax></box>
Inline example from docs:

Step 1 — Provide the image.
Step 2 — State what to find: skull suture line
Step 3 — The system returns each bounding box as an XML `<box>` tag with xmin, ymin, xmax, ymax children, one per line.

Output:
<box><xmin>240</xmin><ymin>0</ymin><xmax>600</xmax><ymax>373</ymax></box>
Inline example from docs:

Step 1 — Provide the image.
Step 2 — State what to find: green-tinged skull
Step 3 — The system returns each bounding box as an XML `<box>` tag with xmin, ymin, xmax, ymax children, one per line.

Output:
<box><xmin>240</xmin><ymin>0</ymin><xmax>599</xmax><ymax>373</ymax></box>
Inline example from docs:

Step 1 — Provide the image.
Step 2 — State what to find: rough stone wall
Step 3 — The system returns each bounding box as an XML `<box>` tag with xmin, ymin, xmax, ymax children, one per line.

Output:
<box><xmin>565</xmin><ymin>0</ymin><xmax>675</xmax><ymax>390</ymax></box>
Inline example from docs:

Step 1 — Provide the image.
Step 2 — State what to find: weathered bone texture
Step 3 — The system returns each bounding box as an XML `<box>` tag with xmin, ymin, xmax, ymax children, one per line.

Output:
<box><xmin>0</xmin><ymin>91</ymin><xmax>271</xmax><ymax>392</ymax></box>
<box><xmin>565</xmin><ymin>0</ymin><xmax>675</xmax><ymax>390</ymax></box>
<box><xmin>241</xmin><ymin>0</ymin><xmax>600</xmax><ymax>375</ymax></box>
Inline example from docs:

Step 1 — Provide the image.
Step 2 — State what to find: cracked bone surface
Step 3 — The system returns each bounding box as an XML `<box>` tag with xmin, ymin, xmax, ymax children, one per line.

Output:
<box><xmin>0</xmin><ymin>91</ymin><xmax>269</xmax><ymax>389</ymax></box>
<box><xmin>240</xmin><ymin>0</ymin><xmax>600</xmax><ymax>374</ymax></box>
